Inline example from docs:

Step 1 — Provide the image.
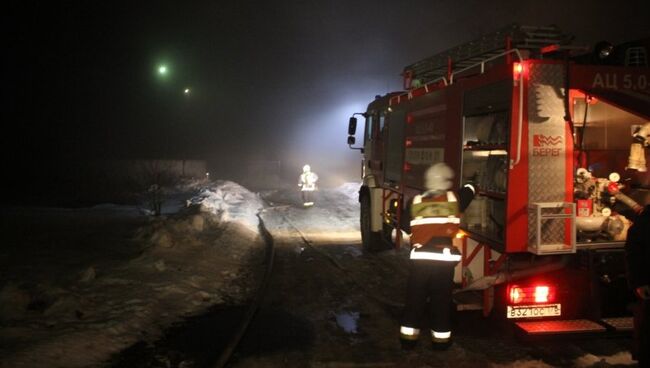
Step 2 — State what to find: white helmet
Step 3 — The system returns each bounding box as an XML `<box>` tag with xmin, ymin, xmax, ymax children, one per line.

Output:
<box><xmin>303</xmin><ymin>164</ymin><xmax>311</xmax><ymax>173</ymax></box>
<box><xmin>425</xmin><ymin>163</ymin><xmax>454</xmax><ymax>191</ymax></box>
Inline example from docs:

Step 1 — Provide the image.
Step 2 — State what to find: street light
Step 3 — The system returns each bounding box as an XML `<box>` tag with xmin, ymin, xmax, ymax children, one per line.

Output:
<box><xmin>184</xmin><ymin>88</ymin><xmax>191</xmax><ymax>95</ymax></box>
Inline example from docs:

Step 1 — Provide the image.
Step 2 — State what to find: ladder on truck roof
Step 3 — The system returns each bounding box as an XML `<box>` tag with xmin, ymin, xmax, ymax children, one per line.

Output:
<box><xmin>403</xmin><ymin>24</ymin><xmax>573</xmax><ymax>88</ymax></box>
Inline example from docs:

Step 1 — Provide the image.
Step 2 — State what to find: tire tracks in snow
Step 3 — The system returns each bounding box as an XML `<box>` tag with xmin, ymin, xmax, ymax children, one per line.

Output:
<box><xmin>263</xmin><ymin>200</ymin><xmax>403</xmax><ymax>309</ymax></box>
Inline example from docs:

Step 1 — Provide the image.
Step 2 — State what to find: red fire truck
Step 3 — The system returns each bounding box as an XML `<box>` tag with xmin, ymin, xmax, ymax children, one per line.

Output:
<box><xmin>347</xmin><ymin>25</ymin><xmax>649</xmax><ymax>335</ymax></box>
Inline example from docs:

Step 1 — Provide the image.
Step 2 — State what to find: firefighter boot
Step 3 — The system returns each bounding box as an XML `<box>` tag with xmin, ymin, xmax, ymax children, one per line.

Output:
<box><xmin>399</xmin><ymin>326</ymin><xmax>420</xmax><ymax>350</ymax></box>
<box><xmin>431</xmin><ymin>330</ymin><xmax>452</xmax><ymax>350</ymax></box>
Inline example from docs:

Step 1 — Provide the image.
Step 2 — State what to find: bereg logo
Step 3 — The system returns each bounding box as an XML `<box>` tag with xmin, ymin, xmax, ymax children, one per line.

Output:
<box><xmin>533</xmin><ymin>134</ymin><xmax>562</xmax><ymax>147</ymax></box>
<box><xmin>533</xmin><ymin>134</ymin><xmax>563</xmax><ymax>156</ymax></box>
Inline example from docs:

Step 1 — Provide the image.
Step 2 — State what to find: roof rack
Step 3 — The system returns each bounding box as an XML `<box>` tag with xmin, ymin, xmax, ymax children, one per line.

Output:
<box><xmin>403</xmin><ymin>24</ymin><xmax>573</xmax><ymax>88</ymax></box>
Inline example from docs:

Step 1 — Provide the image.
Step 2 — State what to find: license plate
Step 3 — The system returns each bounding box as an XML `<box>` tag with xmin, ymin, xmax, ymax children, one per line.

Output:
<box><xmin>507</xmin><ymin>304</ymin><xmax>561</xmax><ymax>319</ymax></box>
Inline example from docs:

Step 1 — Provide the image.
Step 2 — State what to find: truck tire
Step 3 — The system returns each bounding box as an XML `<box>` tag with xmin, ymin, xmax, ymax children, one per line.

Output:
<box><xmin>360</xmin><ymin>193</ymin><xmax>384</xmax><ymax>252</ymax></box>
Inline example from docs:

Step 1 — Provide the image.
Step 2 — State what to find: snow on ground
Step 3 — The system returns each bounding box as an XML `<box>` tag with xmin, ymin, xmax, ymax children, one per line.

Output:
<box><xmin>336</xmin><ymin>182</ymin><xmax>361</xmax><ymax>202</ymax></box>
<box><xmin>187</xmin><ymin>181</ymin><xmax>263</xmax><ymax>231</ymax></box>
<box><xmin>573</xmin><ymin>351</ymin><xmax>636</xmax><ymax>367</ymax></box>
<box><xmin>0</xmin><ymin>180</ymin><xmax>264</xmax><ymax>368</ymax></box>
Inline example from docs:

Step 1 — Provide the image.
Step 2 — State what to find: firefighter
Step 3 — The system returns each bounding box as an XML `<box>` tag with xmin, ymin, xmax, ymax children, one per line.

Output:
<box><xmin>399</xmin><ymin>163</ymin><xmax>476</xmax><ymax>350</ymax></box>
<box><xmin>625</xmin><ymin>204</ymin><xmax>650</xmax><ymax>367</ymax></box>
<box><xmin>298</xmin><ymin>164</ymin><xmax>318</xmax><ymax>207</ymax></box>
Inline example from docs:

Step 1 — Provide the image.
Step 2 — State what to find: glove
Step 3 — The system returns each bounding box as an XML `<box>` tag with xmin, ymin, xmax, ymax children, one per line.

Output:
<box><xmin>636</xmin><ymin>285</ymin><xmax>650</xmax><ymax>300</ymax></box>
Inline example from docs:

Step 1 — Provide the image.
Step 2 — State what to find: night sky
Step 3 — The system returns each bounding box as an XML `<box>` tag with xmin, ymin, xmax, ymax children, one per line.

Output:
<box><xmin>3</xmin><ymin>1</ymin><xmax>649</xmax><ymax>190</ymax></box>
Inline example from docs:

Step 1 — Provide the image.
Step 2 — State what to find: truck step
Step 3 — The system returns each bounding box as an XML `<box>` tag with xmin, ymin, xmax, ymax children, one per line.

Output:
<box><xmin>600</xmin><ymin>317</ymin><xmax>634</xmax><ymax>332</ymax></box>
<box><xmin>515</xmin><ymin>319</ymin><xmax>606</xmax><ymax>335</ymax></box>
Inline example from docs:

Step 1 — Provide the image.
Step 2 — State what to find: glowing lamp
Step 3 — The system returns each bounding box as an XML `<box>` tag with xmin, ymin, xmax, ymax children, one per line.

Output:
<box><xmin>508</xmin><ymin>284</ymin><xmax>556</xmax><ymax>304</ymax></box>
<box><xmin>513</xmin><ymin>62</ymin><xmax>523</xmax><ymax>79</ymax></box>
<box><xmin>510</xmin><ymin>286</ymin><xmax>523</xmax><ymax>304</ymax></box>
<box><xmin>534</xmin><ymin>286</ymin><xmax>550</xmax><ymax>303</ymax></box>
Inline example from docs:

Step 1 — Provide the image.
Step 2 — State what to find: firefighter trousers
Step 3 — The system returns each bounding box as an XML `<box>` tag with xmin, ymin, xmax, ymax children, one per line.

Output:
<box><xmin>301</xmin><ymin>190</ymin><xmax>314</xmax><ymax>206</ymax></box>
<box><xmin>400</xmin><ymin>258</ymin><xmax>455</xmax><ymax>342</ymax></box>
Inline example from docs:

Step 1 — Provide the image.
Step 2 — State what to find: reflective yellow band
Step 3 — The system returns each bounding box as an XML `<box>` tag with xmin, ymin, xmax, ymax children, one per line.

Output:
<box><xmin>446</xmin><ymin>192</ymin><xmax>457</xmax><ymax>202</ymax></box>
<box><xmin>400</xmin><ymin>326</ymin><xmax>420</xmax><ymax>336</ymax></box>
<box><xmin>410</xmin><ymin>217</ymin><xmax>460</xmax><ymax>226</ymax></box>
<box><xmin>432</xmin><ymin>331</ymin><xmax>451</xmax><ymax>339</ymax></box>
<box><xmin>410</xmin><ymin>248</ymin><xmax>461</xmax><ymax>262</ymax></box>
<box><xmin>400</xmin><ymin>326</ymin><xmax>420</xmax><ymax>340</ymax></box>
<box><xmin>463</xmin><ymin>184</ymin><xmax>476</xmax><ymax>194</ymax></box>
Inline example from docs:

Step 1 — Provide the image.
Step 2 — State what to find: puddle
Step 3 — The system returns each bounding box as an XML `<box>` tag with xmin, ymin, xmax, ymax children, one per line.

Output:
<box><xmin>335</xmin><ymin>311</ymin><xmax>360</xmax><ymax>334</ymax></box>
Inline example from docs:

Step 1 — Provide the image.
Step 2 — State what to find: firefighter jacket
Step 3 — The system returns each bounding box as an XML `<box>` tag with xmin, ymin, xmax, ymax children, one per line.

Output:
<box><xmin>408</xmin><ymin>185</ymin><xmax>475</xmax><ymax>262</ymax></box>
<box><xmin>299</xmin><ymin>172</ymin><xmax>318</xmax><ymax>191</ymax></box>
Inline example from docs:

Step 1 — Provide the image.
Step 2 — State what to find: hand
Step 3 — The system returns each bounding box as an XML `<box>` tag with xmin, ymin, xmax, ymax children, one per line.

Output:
<box><xmin>636</xmin><ymin>285</ymin><xmax>650</xmax><ymax>300</ymax></box>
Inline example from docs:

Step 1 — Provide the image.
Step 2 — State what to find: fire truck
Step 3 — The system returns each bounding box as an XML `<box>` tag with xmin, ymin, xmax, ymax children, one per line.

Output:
<box><xmin>347</xmin><ymin>25</ymin><xmax>650</xmax><ymax>335</ymax></box>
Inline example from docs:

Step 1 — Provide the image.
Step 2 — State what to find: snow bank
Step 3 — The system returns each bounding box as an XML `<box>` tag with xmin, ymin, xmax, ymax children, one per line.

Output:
<box><xmin>574</xmin><ymin>351</ymin><xmax>635</xmax><ymax>367</ymax></box>
<box><xmin>0</xmin><ymin>180</ymin><xmax>266</xmax><ymax>368</ymax></box>
<box><xmin>187</xmin><ymin>180</ymin><xmax>264</xmax><ymax>231</ymax></box>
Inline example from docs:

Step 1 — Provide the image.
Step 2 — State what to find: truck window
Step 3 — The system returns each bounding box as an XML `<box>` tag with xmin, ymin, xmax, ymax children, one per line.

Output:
<box><xmin>366</xmin><ymin>113</ymin><xmax>382</xmax><ymax>141</ymax></box>
<box><xmin>364</xmin><ymin>115</ymin><xmax>374</xmax><ymax>142</ymax></box>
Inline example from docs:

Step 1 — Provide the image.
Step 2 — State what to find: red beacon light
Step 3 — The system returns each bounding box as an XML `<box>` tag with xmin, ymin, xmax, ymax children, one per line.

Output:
<box><xmin>513</xmin><ymin>62</ymin><xmax>523</xmax><ymax>76</ymax></box>
<box><xmin>512</xmin><ymin>62</ymin><xmax>526</xmax><ymax>87</ymax></box>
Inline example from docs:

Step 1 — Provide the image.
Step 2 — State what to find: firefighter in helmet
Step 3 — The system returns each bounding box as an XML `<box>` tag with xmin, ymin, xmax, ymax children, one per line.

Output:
<box><xmin>625</xmin><ymin>204</ymin><xmax>650</xmax><ymax>367</ymax></box>
<box><xmin>399</xmin><ymin>162</ymin><xmax>476</xmax><ymax>350</ymax></box>
<box><xmin>298</xmin><ymin>164</ymin><xmax>318</xmax><ymax>207</ymax></box>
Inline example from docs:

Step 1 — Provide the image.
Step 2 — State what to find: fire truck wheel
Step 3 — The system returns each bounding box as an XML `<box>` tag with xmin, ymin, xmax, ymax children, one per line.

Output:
<box><xmin>360</xmin><ymin>194</ymin><xmax>383</xmax><ymax>252</ymax></box>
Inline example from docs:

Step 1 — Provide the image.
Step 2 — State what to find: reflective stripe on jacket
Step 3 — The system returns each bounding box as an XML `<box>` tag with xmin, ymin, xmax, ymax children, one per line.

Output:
<box><xmin>410</xmin><ymin>247</ymin><xmax>461</xmax><ymax>262</ymax></box>
<box><xmin>409</xmin><ymin>191</ymin><xmax>460</xmax><ymax>246</ymax></box>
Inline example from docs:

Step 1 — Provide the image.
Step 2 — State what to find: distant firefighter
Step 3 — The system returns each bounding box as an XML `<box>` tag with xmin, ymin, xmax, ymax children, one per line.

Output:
<box><xmin>298</xmin><ymin>164</ymin><xmax>318</xmax><ymax>207</ymax></box>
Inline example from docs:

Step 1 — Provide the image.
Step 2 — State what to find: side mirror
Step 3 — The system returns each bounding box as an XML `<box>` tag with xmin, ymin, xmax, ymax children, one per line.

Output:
<box><xmin>348</xmin><ymin>117</ymin><xmax>357</xmax><ymax>135</ymax></box>
<box><xmin>347</xmin><ymin>136</ymin><xmax>356</xmax><ymax>145</ymax></box>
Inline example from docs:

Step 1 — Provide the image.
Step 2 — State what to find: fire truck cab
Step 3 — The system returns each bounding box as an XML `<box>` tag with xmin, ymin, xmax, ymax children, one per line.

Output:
<box><xmin>347</xmin><ymin>25</ymin><xmax>649</xmax><ymax>335</ymax></box>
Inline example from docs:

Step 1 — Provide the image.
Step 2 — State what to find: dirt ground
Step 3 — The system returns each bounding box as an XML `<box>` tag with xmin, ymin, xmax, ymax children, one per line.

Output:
<box><xmin>0</xmin><ymin>186</ymin><xmax>637</xmax><ymax>367</ymax></box>
<box><xmin>230</xmin><ymin>188</ymin><xmax>636</xmax><ymax>368</ymax></box>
